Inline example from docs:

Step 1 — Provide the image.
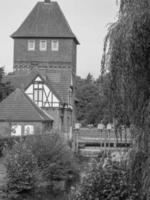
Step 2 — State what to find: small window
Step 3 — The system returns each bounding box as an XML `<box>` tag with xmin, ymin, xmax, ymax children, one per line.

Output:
<box><xmin>39</xmin><ymin>40</ymin><xmax>47</xmax><ymax>51</ymax></box>
<box><xmin>11</xmin><ymin>125</ymin><xmax>22</xmax><ymax>136</ymax></box>
<box><xmin>28</xmin><ymin>40</ymin><xmax>35</xmax><ymax>51</ymax></box>
<box><xmin>51</xmin><ymin>40</ymin><xmax>59</xmax><ymax>51</ymax></box>
<box><xmin>24</xmin><ymin>125</ymin><xmax>34</xmax><ymax>135</ymax></box>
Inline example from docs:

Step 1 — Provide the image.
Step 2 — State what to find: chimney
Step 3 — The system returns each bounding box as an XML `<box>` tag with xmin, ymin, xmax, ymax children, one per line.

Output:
<box><xmin>45</xmin><ymin>0</ymin><xmax>51</xmax><ymax>3</ymax></box>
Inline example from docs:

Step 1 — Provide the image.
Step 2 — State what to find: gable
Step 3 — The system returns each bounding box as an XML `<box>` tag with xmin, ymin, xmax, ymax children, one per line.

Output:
<box><xmin>0</xmin><ymin>88</ymin><xmax>53</xmax><ymax>122</ymax></box>
<box><xmin>4</xmin><ymin>68</ymin><xmax>72</xmax><ymax>105</ymax></box>
<box><xmin>25</xmin><ymin>75</ymin><xmax>60</xmax><ymax>108</ymax></box>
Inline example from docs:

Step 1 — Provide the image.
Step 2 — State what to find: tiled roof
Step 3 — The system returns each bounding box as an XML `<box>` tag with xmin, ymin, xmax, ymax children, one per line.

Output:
<box><xmin>11</xmin><ymin>1</ymin><xmax>79</xmax><ymax>44</ymax></box>
<box><xmin>3</xmin><ymin>71</ymin><xmax>37</xmax><ymax>90</ymax></box>
<box><xmin>45</xmin><ymin>69</ymin><xmax>71</xmax><ymax>103</ymax></box>
<box><xmin>0</xmin><ymin>88</ymin><xmax>53</xmax><ymax>122</ymax></box>
<box><xmin>4</xmin><ymin>69</ymin><xmax>71</xmax><ymax>104</ymax></box>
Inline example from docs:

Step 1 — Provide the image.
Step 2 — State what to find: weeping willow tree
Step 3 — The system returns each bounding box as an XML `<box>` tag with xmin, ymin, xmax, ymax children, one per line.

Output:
<box><xmin>102</xmin><ymin>0</ymin><xmax>150</xmax><ymax>198</ymax></box>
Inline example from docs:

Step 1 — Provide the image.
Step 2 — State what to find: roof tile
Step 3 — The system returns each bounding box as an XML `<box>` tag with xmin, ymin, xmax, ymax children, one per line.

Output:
<box><xmin>11</xmin><ymin>1</ymin><xmax>79</xmax><ymax>44</ymax></box>
<box><xmin>4</xmin><ymin>69</ymin><xmax>71</xmax><ymax>104</ymax></box>
<box><xmin>0</xmin><ymin>88</ymin><xmax>53</xmax><ymax>122</ymax></box>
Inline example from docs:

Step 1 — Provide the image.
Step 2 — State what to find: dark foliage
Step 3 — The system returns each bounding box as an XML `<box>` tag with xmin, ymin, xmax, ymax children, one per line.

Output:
<box><xmin>101</xmin><ymin>0</ymin><xmax>150</xmax><ymax>198</ymax></box>
<box><xmin>0</xmin><ymin>67</ymin><xmax>13</xmax><ymax>102</ymax></box>
<box><xmin>76</xmin><ymin>73</ymin><xmax>111</xmax><ymax>126</ymax></box>
<box><xmin>0</xmin><ymin>137</ymin><xmax>20</xmax><ymax>157</ymax></box>
<box><xmin>5</xmin><ymin>134</ymin><xmax>79</xmax><ymax>194</ymax></box>
<box><xmin>73</xmin><ymin>159</ymin><xmax>138</xmax><ymax>200</ymax></box>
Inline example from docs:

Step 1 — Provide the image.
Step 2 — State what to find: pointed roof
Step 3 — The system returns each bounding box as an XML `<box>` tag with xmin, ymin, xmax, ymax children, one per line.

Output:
<box><xmin>3</xmin><ymin>70</ymin><xmax>37</xmax><ymax>91</ymax></box>
<box><xmin>25</xmin><ymin>72</ymin><xmax>64</xmax><ymax>103</ymax></box>
<box><xmin>4</xmin><ymin>68</ymin><xmax>72</xmax><ymax>104</ymax></box>
<box><xmin>0</xmin><ymin>88</ymin><xmax>53</xmax><ymax>122</ymax></box>
<box><xmin>11</xmin><ymin>1</ymin><xmax>79</xmax><ymax>44</ymax></box>
<box><xmin>44</xmin><ymin>69</ymin><xmax>71</xmax><ymax>103</ymax></box>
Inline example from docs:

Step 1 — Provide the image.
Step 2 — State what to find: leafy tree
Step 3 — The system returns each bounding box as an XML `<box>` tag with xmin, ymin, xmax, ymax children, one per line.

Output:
<box><xmin>101</xmin><ymin>0</ymin><xmax>150</xmax><ymax>198</ymax></box>
<box><xmin>76</xmin><ymin>75</ymin><xmax>102</xmax><ymax>125</ymax></box>
<box><xmin>96</xmin><ymin>73</ymin><xmax>114</xmax><ymax>124</ymax></box>
<box><xmin>76</xmin><ymin>73</ymin><xmax>113</xmax><ymax>126</ymax></box>
<box><xmin>76</xmin><ymin>75</ymin><xmax>85</xmax><ymax>90</ymax></box>
<box><xmin>0</xmin><ymin>67</ymin><xmax>13</xmax><ymax>102</ymax></box>
<box><xmin>84</xmin><ymin>73</ymin><xmax>94</xmax><ymax>85</ymax></box>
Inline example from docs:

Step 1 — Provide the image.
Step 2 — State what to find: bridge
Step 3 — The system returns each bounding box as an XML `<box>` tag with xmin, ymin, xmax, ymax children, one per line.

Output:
<box><xmin>73</xmin><ymin>128</ymin><xmax>132</xmax><ymax>158</ymax></box>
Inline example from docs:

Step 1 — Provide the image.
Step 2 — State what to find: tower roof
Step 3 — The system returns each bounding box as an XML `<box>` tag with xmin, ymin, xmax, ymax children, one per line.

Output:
<box><xmin>11</xmin><ymin>1</ymin><xmax>79</xmax><ymax>44</ymax></box>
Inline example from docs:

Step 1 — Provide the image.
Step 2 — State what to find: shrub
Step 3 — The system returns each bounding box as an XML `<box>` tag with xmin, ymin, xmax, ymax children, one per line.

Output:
<box><xmin>5</xmin><ymin>142</ymin><xmax>38</xmax><ymax>193</ymax></box>
<box><xmin>0</xmin><ymin>137</ymin><xmax>20</xmax><ymax>157</ymax></box>
<box><xmin>4</xmin><ymin>133</ymin><xmax>79</xmax><ymax>194</ymax></box>
<box><xmin>73</xmin><ymin>159</ymin><xmax>138</xmax><ymax>200</ymax></box>
<box><xmin>25</xmin><ymin>134</ymin><xmax>79</xmax><ymax>188</ymax></box>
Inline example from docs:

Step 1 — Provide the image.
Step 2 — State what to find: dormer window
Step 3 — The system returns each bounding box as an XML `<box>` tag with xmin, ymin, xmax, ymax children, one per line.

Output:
<box><xmin>39</xmin><ymin>40</ymin><xmax>47</xmax><ymax>51</ymax></box>
<box><xmin>28</xmin><ymin>40</ymin><xmax>35</xmax><ymax>51</ymax></box>
<box><xmin>51</xmin><ymin>40</ymin><xmax>59</xmax><ymax>51</ymax></box>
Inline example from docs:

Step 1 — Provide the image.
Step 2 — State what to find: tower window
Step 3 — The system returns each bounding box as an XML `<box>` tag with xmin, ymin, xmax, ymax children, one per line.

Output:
<box><xmin>28</xmin><ymin>40</ymin><xmax>35</xmax><ymax>51</ymax></box>
<box><xmin>51</xmin><ymin>40</ymin><xmax>59</xmax><ymax>51</ymax></box>
<box><xmin>39</xmin><ymin>40</ymin><xmax>47</xmax><ymax>51</ymax></box>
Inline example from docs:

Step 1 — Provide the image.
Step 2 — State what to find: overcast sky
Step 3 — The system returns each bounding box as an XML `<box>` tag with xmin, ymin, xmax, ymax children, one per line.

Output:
<box><xmin>0</xmin><ymin>0</ymin><xmax>118</xmax><ymax>78</ymax></box>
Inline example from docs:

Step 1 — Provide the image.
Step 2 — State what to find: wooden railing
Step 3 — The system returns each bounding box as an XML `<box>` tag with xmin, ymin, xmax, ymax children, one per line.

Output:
<box><xmin>73</xmin><ymin>128</ymin><xmax>132</xmax><ymax>156</ymax></box>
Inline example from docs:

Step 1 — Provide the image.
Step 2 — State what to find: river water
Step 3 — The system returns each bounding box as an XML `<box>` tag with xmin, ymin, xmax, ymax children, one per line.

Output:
<box><xmin>5</xmin><ymin>191</ymin><xmax>69</xmax><ymax>200</ymax></box>
<box><xmin>3</xmin><ymin>191</ymin><xmax>70</xmax><ymax>200</ymax></box>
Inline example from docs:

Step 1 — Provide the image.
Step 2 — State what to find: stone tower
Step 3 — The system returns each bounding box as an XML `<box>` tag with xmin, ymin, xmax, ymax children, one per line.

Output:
<box><xmin>11</xmin><ymin>0</ymin><xmax>79</xmax><ymax>74</ymax></box>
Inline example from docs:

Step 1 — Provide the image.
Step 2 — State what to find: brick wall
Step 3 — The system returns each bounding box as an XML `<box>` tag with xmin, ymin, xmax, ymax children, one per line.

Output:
<box><xmin>43</xmin><ymin>108</ymin><xmax>61</xmax><ymax>131</ymax></box>
<box><xmin>0</xmin><ymin>121</ymin><xmax>49</xmax><ymax>137</ymax></box>
<box><xmin>0</xmin><ymin>122</ymin><xmax>10</xmax><ymax>137</ymax></box>
<box><xmin>14</xmin><ymin>38</ymin><xmax>76</xmax><ymax>66</ymax></box>
<box><xmin>72</xmin><ymin>40</ymin><xmax>77</xmax><ymax>74</ymax></box>
<box><xmin>43</xmin><ymin>107</ymin><xmax>73</xmax><ymax>135</ymax></box>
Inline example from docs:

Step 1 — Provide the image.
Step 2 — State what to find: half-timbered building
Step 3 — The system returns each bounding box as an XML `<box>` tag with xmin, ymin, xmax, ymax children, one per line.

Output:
<box><xmin>2</xmin><ymin>0</ymin><xmax>79</xmax><ymax>139</ymax></box>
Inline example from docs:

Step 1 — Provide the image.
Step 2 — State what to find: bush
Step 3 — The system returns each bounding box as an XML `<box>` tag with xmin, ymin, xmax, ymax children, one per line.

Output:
<box><xmin>0</xmin><ymin>137</ymin><xmax>20</xmax><ymax>157</ymax></box>
<box><xmin>25</xmin><ymin>134</ymin><xmax>79</xmax><ymax>188</ymax></box>
<box><xmin>5</xmin><ymin>142</ymin><xmax>37</xmax><ymax>193</ymax></box>
<box><xmin>4</xmin><ymin>133</ymin><xmax>79</xmax><ymax>194</ymax></box>
<box><xmin>73</xmin><ymin>158</ymin><xmax>138</xmax><ymax>200</ymax></box>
